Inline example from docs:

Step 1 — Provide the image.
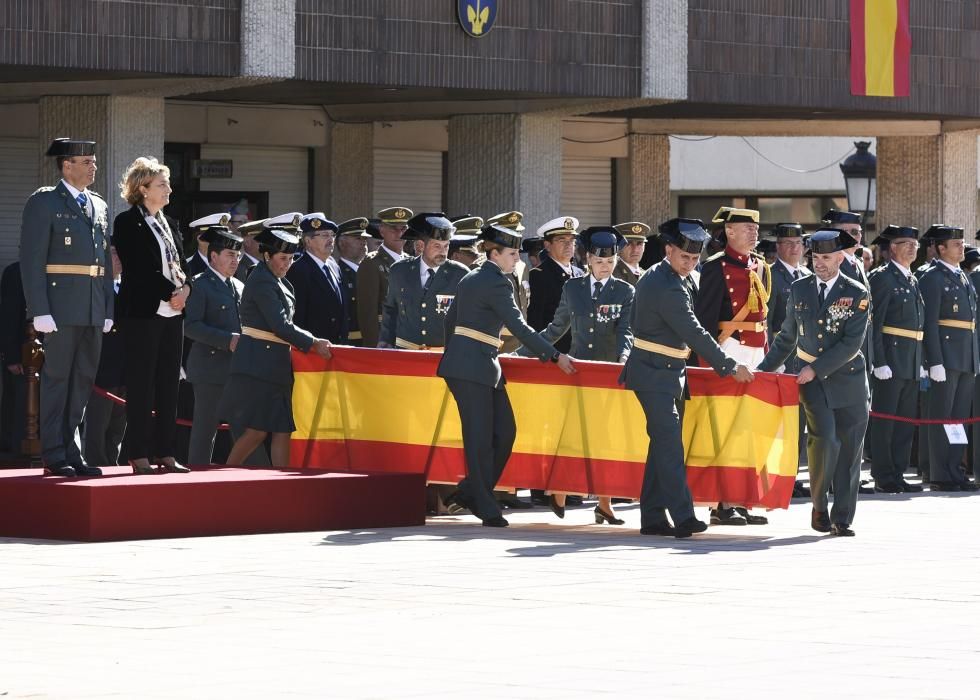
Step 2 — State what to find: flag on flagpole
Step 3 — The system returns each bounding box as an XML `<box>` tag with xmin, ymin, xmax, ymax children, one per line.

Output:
<box><xmin>850</xmin><ymin>0</ymin><xmax>911</xmax><ymax>97</ymax></box>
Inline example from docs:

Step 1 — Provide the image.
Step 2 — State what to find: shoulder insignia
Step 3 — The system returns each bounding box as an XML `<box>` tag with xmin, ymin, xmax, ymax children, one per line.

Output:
<box><xmin>704</xmin><ymin>251</ymin><xmax>725</xmax><ymax>264</ymax></box>
<box><xmin>31</xmin><ymin>186</ymin><xmax>56</xmax><ymax>195</ymax></box>
<box><xmin>88</xmin><ymin>190</ymin><xmax>106</xmax><ymax>201</ymax></box>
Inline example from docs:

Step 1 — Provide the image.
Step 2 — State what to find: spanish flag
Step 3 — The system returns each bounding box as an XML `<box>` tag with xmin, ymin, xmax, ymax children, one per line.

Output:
<box><xmin>289</xmin><ymin>348</ymin><xmax>800</xmax><ymax>509</ymax></box>
<box><xmin>850</xmin><ymin>0</ymin><xmax>911</xmax><ymax>97</ymax></box>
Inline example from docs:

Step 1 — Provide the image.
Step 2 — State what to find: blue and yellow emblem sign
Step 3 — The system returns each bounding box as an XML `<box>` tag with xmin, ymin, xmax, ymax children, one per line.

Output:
<box><xmin>457</xmin><ymin>0</ymin><xmax>498</xmax><ymax>37</ymax></box>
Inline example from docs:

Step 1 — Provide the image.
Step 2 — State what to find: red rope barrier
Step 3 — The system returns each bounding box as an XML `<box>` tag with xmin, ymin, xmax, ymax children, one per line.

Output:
<box><xmin>92</xmin><ymin>386</ymin><xmax>230</xmax><ymax>431</ymax></box>
<box><xmin>869</xmin><ymin>411</ymin><xmax>980</xmax><ymax>426</ymax></box>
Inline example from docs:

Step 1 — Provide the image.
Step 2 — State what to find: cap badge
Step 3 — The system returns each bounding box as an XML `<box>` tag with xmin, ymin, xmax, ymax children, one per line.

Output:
<box><xmin>394</xmin><ymin>209</ymin><xmax>406</xmax><ymax>219</ymax></box>
<box><xmin>564</xmin><ymin>218</ymin><xmax>575</xmax><ymax>230</ymax></box>
<box><xmin>631</xmin><ymin>225</ymin><xmax>643</xmax><ymax>234</ymax></box>
<box><xmin>311</xmin><ymin>218</ymin><xmax>321</xmax><ymax>229</ymax></box>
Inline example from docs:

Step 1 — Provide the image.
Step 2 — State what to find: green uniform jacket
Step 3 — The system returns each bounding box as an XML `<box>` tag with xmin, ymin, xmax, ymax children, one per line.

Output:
<box><xmin>437</xmin><ymin>260</ymin><xmax>557</xmax><ymax>388</ymax></box>
<box><xmin>919</xmin><ymin>261</ymin><xmax>979</xmax><ymax>374</ymax></box>
<box><xmin>869</xmin><ymin>261</ymin><xmax>924</xmax><ymax>380</ymax></box>
<box><xmin>380</xmin><ymin>257</ymin><xmax>470</xmax><ymax>348</ymax></box>
<box><xmin>183</xmin><ymin>268</ymin><xmax>244</xmax><ymax>385</ymax></box>
<box><xmin>620</xmin><ymin>260</ymin><xmax>736</xmax><ymax>398</ymax></box>
<box><xmin>20</xmin><ymin>181</ymin><xmax>113</xmax><ymax>325</ymax></box>
<box><xmin>229</xmin><ymin>261</ymin><xmax>315</xmax><ymax>388</ymax></box>
<box><xmin>758</xmin><ymin>274</ymin><xmax>870</xmax><ymax>409</ymax></box>
<box><xmin>356</xmin><ymin>246</ymin><xmax>406</xmax><ymax>347</ymax></box>
<box><xmin>612</xmin><ymin>258</ymin><xmax>642</xmax><ymax>287</ymax></box>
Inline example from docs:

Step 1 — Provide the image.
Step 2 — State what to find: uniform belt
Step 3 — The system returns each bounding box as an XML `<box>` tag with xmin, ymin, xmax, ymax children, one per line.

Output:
<box><xmin>633</xmin><ymin>337</ymin><xmax>691</xmax><ymax>359</ymax></box>
<box><xmin>718</xmin><ymin>321</ymin><xmax>765</xmax><ymax>333</ymax></box>
<box><xmin>937</xmin><ymin>319</ymin><xmax>976</xmax><ymax>331</ymax></box>
<box><xmin>797</xmin><ymin>348</ymin><xmax>859</xmax><ymax>364</ymax></box>
<box><xmin>242</xmin><ymin>326</ymin><xmax>289</xmax><ymax>345</ymax></box>
<box><xmin>347</xmin><ymin>330</ymin><xmax>363</xmax><ymax>340</ymax></box>
<box><xmin>395</xmin><ymin>337</ymin><xmax>444</xmax><ymax>352</ymax></box>
<box><xmin>501</xmin><ymin>328</ymin><xmax>513</xmax><ymax>337</ymax></box>
<box><xmin>45</xmin><ymin>264</ymin><xmax>104</xmax><ymax>277</ymax></box>
<box><xmin>881</xmin><ymin>325</ymin><xmax>924</xmax><ymax>340</ymax></box>
<box><xmin>454</xmin><ymin>326</ymin><xmax>503</xmax><ymax>348</ymax></box>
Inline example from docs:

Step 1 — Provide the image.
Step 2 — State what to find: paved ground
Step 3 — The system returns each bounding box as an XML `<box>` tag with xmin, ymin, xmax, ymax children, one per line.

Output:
<box><xmin>2</xmin><ymin>486</ymin><xmax>979</xmax><ymax>699</ymax></box>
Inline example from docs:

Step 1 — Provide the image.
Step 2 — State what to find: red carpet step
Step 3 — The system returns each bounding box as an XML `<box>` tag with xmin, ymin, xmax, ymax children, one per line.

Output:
<box><xmin>0</xmin><ymin>466</ymin><xmax>425</xmax><ymax>542</ymax></box>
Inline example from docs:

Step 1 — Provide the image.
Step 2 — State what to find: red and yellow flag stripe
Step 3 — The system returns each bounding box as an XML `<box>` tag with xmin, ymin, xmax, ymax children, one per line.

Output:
<box><xmin>850</xmin><ymin>0</ymin><xmax>911</xmax><ymax>97</ymax></box>
<box><xmin>289</xmin><ymin>348</ymin><xmax>800</xmax><ymax>509</ymax></box>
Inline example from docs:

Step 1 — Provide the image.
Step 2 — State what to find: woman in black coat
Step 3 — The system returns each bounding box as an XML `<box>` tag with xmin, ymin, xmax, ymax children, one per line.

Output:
<box><xmin>112</xmin><ymin>157</ymin><xmax>191</xmax><ymax>475</ymax></box>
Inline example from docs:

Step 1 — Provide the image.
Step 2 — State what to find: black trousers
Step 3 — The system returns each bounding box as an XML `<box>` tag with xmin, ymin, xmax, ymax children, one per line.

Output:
<box><xmin>634</xmin><ymin>390</ymin><xmax>695</xmax><ymax>529</ymax></box>
<box><xmin>445</xmin><ymin>378</ymin><xmax>516</xmax><ymax>521</ymax></box>
<box><xmin>121</xmin><ymin>315</ymin><xmax>182</xmax><ymax>460</ymax></box>
<box><xmin>870</xmin><ymin>376</ymin><xmax>918</xmax><ymax>486</ymax></box>
<box><xmin>39</xmin><ymin>325</ymin><xmax>101</xmax><ymax>465</ymax></box>
<box><xmin>82</xmin><ymin>386</ymin><xmax>127</xmax><ymax>466</ymax></box>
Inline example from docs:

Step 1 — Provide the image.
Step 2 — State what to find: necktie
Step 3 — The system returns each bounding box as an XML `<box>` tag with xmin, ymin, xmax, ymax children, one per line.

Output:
<box><xmin>225</xmin><ymin>277</ymin><xmax>240</xmax><ymax>304</ymax></box>
<box><xmin>423</xmin><ymin>267</ymin><xmax>434</xmax><ymax>291</ymax></box>
<box><xmin>323</xmin><ymin>264</ymin><xmax>340</xmax><ymax>297</ymax></box>
<box><xmin>76</xmin><ymin>192</ymin><xmax>89</xmax><ymax>218</ymax></box>
<box><xmin>793</xmin><ymin>269</ymin><xmax>801</xmax><ymax>281</ymax></box>
<box><xmin>818</xmin><ymin>282</ymin><xmax>827</xmax><ymax>306</ymax></box>
<box><xmin>593</xmin><ymin>280</ymin><xmax>602</xmax><ymax>300</ymax></box>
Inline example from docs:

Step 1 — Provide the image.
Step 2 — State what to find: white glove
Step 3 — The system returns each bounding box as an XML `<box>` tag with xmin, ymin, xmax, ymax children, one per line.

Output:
<box><xmin>929</xmin><ymin>365</ymin><xmax>947</xmax><ymax>383</ymax></box>
<box><xmin>920</xmin><ymin>367</ymin><xmax>928</xmax><ymax>380</ymax></box>
<box><xmin>32</xmin><ymin>315</ymin><xmax>57</xmax><ymax>334</ymax></box>
<box><xmin>873</xmin><ymin>365</ymin><xmax>893</xmax><ymax>381</ymax></box>
<box><xmin>103</xmin><ymin>319</ymin><xmax>114</xmax><ymax>333</ymax></box>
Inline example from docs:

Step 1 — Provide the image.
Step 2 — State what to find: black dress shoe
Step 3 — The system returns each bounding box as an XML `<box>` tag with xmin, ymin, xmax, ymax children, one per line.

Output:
<box><xmin>831</xmin><ymin>523</ymin><xmax>855</xmax><ymax>537</ymax></box>
<box><xmin>565</xmin><ymin>495</ymin><xmax>584</xmax><ymax>506</ymax></box>
<box><xmin>811</xmin><ymin>509</ymin><xmax>831</xmax><ymax>533</ymax></box>
<box><xmin>482</xmin><ymin>516</ymin><xmax>509</xmax><ymax>528</ymax></box>
<box><xmin>673</xmin><ymin>517</ymin><xmax>708</xmax><ymax>538</ymax></box>
<box><xmin>496</xmin><ymin>492</ymin><xmax>533</xmax><ymax>509</ymax></box>
<box><xmin>928</xmin><ymin>481</ymin><xmax>960</xmax><ymax>492</ymax></box>
<box><xmin>858</xmin><ymin>485</ymin><xmax>874</xmax><ymax>495</ymax></box>
<box><xmin>445</xmin><ymin>490</ymin><xmax>477</xmax><ymax>514</ymax></box>
<box><xmin>735</xmin><ymin>507</ymin><xmax>768</xmax><ymax>525</ymax></box>
<box><xmin>530</xmin><ymin>492</ymin><xmax>550</xmax><ymax>506</ymax></box>
<box><xmin>640</xmin><ymin>522</ymin><xmax>676</xmax><ymax>536</ymax></box>
<box><xmin>899</xmin><ymin>480</ymin><xmax>923</xmax><ymax>493</ymax></box>
<box><xmin>958</xmin><ymin>480</ymin><xmax>980</xmax><ymax>492</ymax></box>
<box><xmin>43</xmin><ymin>462</ymin><xmax>76</xmax><ymax>478</ymax></box>
<box><xmin>709</xmin><ymin>507</ymin><xmax>746</xmax><ymax>526</ymax></box>
<box><xmin>873</xmin><ymin>481</ymin><xmax>903</xmax><ymax>494</ymax></box>
<box><xmin>548</xmin><ymin>495</ymin><xmax>565</xmax><ymax>519</ymax></box>
<box><xmin>594</xmin><ymin>506</ymin><xmax>625</xmax><ymax>525</ymax></box>
<box><xmin>71</xmin><ymin>463</ymin><xmax>103</xmax><ymax>477</ymax></box>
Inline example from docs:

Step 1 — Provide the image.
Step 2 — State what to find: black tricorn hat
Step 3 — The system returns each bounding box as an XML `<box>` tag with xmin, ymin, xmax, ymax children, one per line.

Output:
<box><xmin>821</xmin><ymin>209</ymin><xmax>862</xmax><ymax>226</ymax></box>
<box><xmin>923</xmin><ymin>224</ymin><xmax>964</xmax><ymax>243</ymax></box>
<box><xmin>771</xmin><ymin>223</ymin><xmax>804</xmax><ymax>238</ymax></box>
<box><xmin>46</xmin><ymin>138</ymin><xmax>96</xmax><ymax>157</ymax></box>
<box><xmin>658</xmin><ymin>218</ymin><xmax>711</xmax><ymax>254</ymax></box>
<box><xmin>407</xmin><ymin>212</ymin><xmax>455</xmax><ymax>241</ymax></box>
<box><xmin>807</xmin><ymin>228</ymin><xmax>851</xmax><ymax>254</ymax></box>
<box><xmin>478</xmin><ymin>223</ymin><xmax>522</xmax><ymax>250</ymax></box>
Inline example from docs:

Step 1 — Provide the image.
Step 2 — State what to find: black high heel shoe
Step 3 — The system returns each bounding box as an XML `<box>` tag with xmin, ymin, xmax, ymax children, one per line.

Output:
<box><xmin>154</xmin><ymin>457</ymin><xmax>190</xmax><ymax>474</ymax></box>
<box><xmin>548</xmin><ymin>495</ymin><xmax>565</xmax><ymax>519</ymax></box>
<box><xmin>594</xmin><ymin>506</ymin><xmax>624</xmax><ymax>525</ymax></box>
<box><xmin>129</xmin><ymin>458</ymin><xmax>156</xmax><ymax>475</ymax></box>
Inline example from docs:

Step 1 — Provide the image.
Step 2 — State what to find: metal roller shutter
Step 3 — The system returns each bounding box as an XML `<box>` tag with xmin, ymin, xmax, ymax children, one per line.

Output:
<box><xmin>373</xmin><ymin>149</ymin><xmax>444</xmax><ymax>213</ymax></box>
<box><xmin>199</xmin><ymin>145</ymin><xmax>309</xmax><ymax>215</ymax></box>
<box><xmin>0</xmin><ymin>138</ymin><xmax>40</xmax><ymax>272</ymax></box>
<box><xmin>561</xmin><ymin>157</ymin><xmax>613</xmax><ymax>229</ymax></box>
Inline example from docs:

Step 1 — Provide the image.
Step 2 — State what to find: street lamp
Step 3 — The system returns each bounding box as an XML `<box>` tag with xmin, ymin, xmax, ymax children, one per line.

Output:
<box><xmin>840</xmin><ymin>141</ymin><xmax>877</xmax><ymax>217</ymax></box>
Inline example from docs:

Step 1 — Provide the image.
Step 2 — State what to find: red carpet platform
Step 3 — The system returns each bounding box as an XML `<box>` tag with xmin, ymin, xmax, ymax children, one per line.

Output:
<box><xmin>0</xmin><ymin>466</ymin><xmax>425</xmax><ymax>542</ymax></box>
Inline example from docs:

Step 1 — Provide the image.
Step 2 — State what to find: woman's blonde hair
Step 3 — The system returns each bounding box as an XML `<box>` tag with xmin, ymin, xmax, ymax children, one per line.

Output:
<box><xmin>119</xmin><ymin>156</ymin><xmax>170</xmax><ymax>206</ymax></box>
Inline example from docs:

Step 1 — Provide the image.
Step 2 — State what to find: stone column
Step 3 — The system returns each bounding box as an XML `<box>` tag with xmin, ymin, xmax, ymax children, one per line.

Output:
<box><xmin>447</xmin><ymin>113</ymin><xmax>562</xmax><ymax>233</ymax></box>
<box><xmin>877</xmin><ymin>131</ymin><xmax>978</xmax><ymax>241</ymax></box>
<box><xmin>241</xmin><ymin>0</ymin><xmax>295</xmax><ymax>78</ymax></box>
<box><xmin>39</xmin><ymin>95</ymin><xmax>165</xmax><ymax>222</ymax></box>
<box><xmin>316</xmin><ymin>122</ymin><xmax>374</xmax><ymax>221</ymax></box>
<box><xmin>617</xmin><ymin>132</ymin><xmax>671</xmax><ymax>227</ymax></box>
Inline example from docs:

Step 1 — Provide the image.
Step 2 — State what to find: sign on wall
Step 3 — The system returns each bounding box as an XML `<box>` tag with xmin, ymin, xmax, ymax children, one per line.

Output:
<box><xmin>457</xmin><ymin>0</ymin><xmax>498</xmax><ymax>37</ymax></box>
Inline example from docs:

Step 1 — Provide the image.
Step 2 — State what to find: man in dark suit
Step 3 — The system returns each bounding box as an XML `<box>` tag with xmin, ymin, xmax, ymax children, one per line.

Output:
<box><xmin>83</xmin><ymin>246</ymin><xmax>126</xmax><ymax>466</ymax></box>
<box><xmin>868</xmin><ymin>226</ymin><xmax>925</xmax><ymax>493</ymax></box>
<box><xmin>919</xmin><ymin>225</ymin><xmax>979</xmax><ymax>491</ymax></box>
<box><xmin>528</xmin><ymin>216</ymin><xmax>584</xmax><ymax>354</ymax></box>
<box><xmin>20</xmin><ymin>138</ymin><xmax>113</xmax><ymax>477</ymax></box>
<box><xmin>379</xmin><ymin>213</ymin><xmax>470</xmax><ymax>350</ymax></box>
<box><xmin>766</xmin><ymin>223</ymin><xmax>811</xmax><ymax>497</ymax></box>
<box><xmin>335</xmin><ymin>217</ymin><xmax>370</xmax><ymax>347</ymax></box>
<box><xmin>621</xmin><ymin>218</ymin><xmax>753</xmax><ymax>538</ymax></box>
<box><xmin>0</xmin><ymin>261</ymin><xmax>27</xmax><ymax>455</ymax></box>
<box><xmin>759</xmin><ymin>229</ymin><xmax>872</xmax><ymax>537</ymax></box>
<box><xmin>183</xmin><ymin>216</ymin><xmax>246</xmax><ymax>465</ymax></box>
<box><xmin>287</xmin><ymin>213</ymin><xmax>347</xmax><ymax>343</ymax></box>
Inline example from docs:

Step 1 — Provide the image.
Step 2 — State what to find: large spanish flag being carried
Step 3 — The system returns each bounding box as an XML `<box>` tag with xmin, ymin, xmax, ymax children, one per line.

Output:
<box><xmin>850</xmin><ymin>0</ymin><xmax>911</xmax><ymax>97</ymax></box>
<box><xmin>289</xmin><ymin>348</ymin><xmax>800</xmax><ymax>509</ymax></box>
